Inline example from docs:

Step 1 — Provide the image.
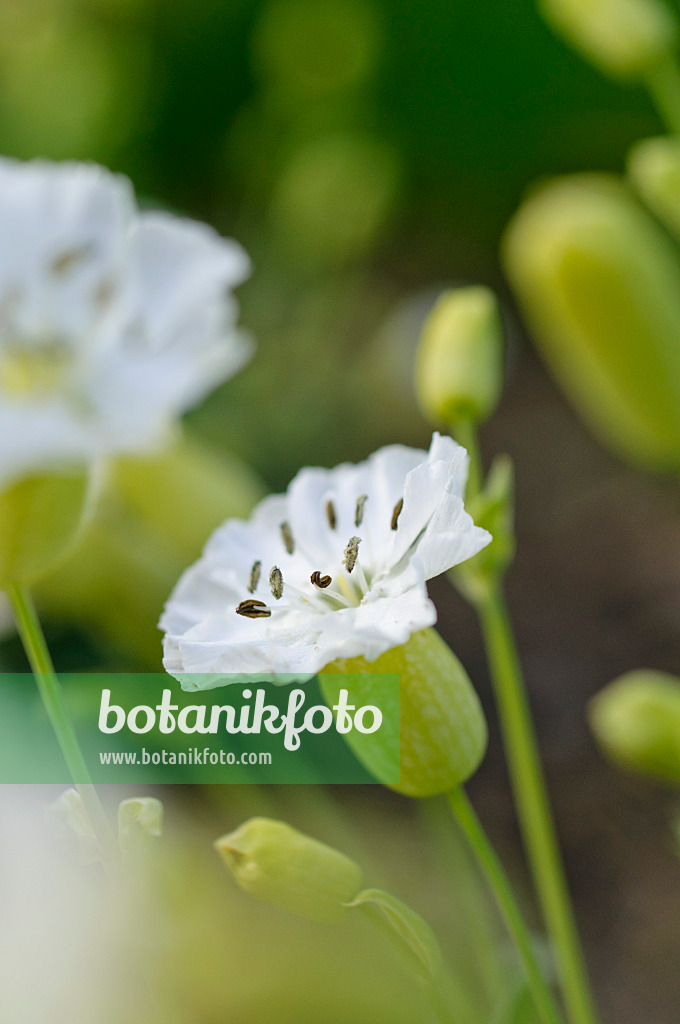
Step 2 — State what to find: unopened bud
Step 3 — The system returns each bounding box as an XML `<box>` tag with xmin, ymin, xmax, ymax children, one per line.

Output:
<box><xmin>215</xmin><ymin>817</ymin><xmax>364</xmax><ymax>923</ymax></box>
<box><xmin>628</xmin><ymin>136</ymin><xmax>680</xmax><ymax>239</ymax></box>
<box><xmin>118</xmin><ymin>797</ymin><xmax>164</xmax><ymax>852</ymax></box>
<box><xmin>321</xmin><ymin>627</ymin><xmax>487</xmax><ymax>798</ymax></box>
<box><xmin>589</xmin><ymin>670</ymin><xmax>680</xmax><ymax>786</ymax></box>
<box><xmin>50</xmin><ymin>788</ymin><xmax>98</xmax><ymax>864</ymax></box>
<box><xmin>539</xmin><ymin>0</ymin><xmax>678</xmax><ymax>79</ymax></box>
<box><xmin>0</xmin><ymin>469</ymin><xmax>92</xmax><ymax>587</ymax></box>
<box><xmin>415</xmin><ymin>286</ymin><xmax>503</xmax><ymax>427</ymax></box>
<box><xmin>503</xmin><ymin>174</ymin><xmax>680</xmax><ymax>470</ymax></box>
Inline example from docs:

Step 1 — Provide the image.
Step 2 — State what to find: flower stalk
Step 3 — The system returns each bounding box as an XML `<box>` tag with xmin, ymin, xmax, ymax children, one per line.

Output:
<box><xmin>447</xmin><ymin>787</ymin><xmax>562</xmax><ymax>1024</ymax></box>
<box><xmin>454</xmin><ymin>422</ymin><xmax>599</xmax><ymax>1024</ymax></box>
<box><xmin>8</xmin><ymin>583</ymin><xmax>117</xmax><ymax>867</ymax></box>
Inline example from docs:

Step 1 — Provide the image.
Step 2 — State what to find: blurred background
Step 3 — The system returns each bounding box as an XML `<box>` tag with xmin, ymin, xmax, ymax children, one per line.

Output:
<box><xmin>1</xmin><ymin>0</ymin><xmax>680</xmax><ymax>1021</ymax></box>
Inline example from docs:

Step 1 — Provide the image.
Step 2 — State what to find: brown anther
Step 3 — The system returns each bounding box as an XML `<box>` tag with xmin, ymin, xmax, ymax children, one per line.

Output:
<box><xmin>269</xmin><ymin>566</ymin><xmax>284</xmax><ymax>600</ymax></box>
<box><xmin>310</xmin><ymin>570</ymin><xmax>332</xmax><ymax>589</ymax></box>
<box><xmin>326</xmin><ymin>499</ymin><xmax>337</xmax><ymax>530</ymax></box>
<box><xmin>354</xmin><ymin>494</ymin><xmax>368</xmax><ymax>528</ymax></box>
<box><xmin>391</xmin><ymin>497</ymin><xmax>404</xmax><ymax>531</ymax></box>
<box><xmin>343</xmin><ymin>536</ymin><xmax>361</xmax><ymax>574</ymax></box>
<box><xmin>248</xmin><ymin>560</ymin><xmax>262</xmax><ymax>594</ymax></box>
<box><xmin>279</xmin><ymin>521</ymin><xmax>295</xmax><ymax>555</ymax></box>
<box><xmin>236</xmin><ymin>599</ymin><xmax>271</xmax><ymax>619</ymax></box>
<box><xmin>93</xmin><ymin>278</ymin><xmax>116</xmax><ymax>309</ymax></box>
<box><xmin>50</xmin><ymin>247</ymin><xmax>91</xmax><ymax>276</ymax></box>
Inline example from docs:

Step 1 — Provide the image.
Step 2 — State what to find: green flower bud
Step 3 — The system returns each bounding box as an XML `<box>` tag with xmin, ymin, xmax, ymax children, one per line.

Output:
<box><xmin>415</xmin><ymin>286</ymin><xmax>504</xmax><ymax>427</ymax></box>
<box><xmin>50</xmin><ymin>788</ymin><xmax>99</xmax><ymax>865</ymax></box>
<box><xmin>0</xmin><ymin>468</ymin><xmax>92</xmax><ymax>587</ymax></box>
<box><xmin>539</xmin><ymin>0</ymin><xmax>678</xmax><ymax>79</ymax></box>
<box><xmin>118</xmin><ymin>797</ymin><xmax>164</xmax><ymax>852</ymax></box>
<box><xmin>589</xmin><ymin>670</ymin><xmax>680</xmax><ymax>786</ymax></box>
<box><xmin>503</xmin><ymin>174</ymin><xmax>680</xmax><ymax>470</ymax></box>
<box><xmin>320</xmin><ymin>628</ymin><xmax>487</xmax><ymax>798</ymax></box>
<box><xmin>628</xmin><ymin>135</ymin><xmax>680</xmax><ymax>239</ymax></box>
<box><xmin>215</xmin><ymin>817</ymin><xmax>364</xmax><ymax>923</ymax></box>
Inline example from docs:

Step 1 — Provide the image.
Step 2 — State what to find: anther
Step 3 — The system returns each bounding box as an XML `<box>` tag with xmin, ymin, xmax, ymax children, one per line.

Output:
<box><xmin>355</xmin><ymin>494</ymin><xmax>368</xmax><ymax>527</ymax></box>
<box><xmin>236</xmin><ymin>599</ymin><xmax>271</xmax><ymax>619</ymax></box>
<box><xmin>326</xmin><ymin>500</ymin><xmax>337</xmax><ymax>530</ymax></box>
<box><xmin>310</xmin><ymin>570</ymin><xmax>332</xmax><ymax>589</ymax></box>
<box><xmin>248</xmin><ymin>560</ymin><xmax>262</xmax><ymax>594</ymax></box>
<box><xmin>391</xmin><ymin>497</ymin><xmax>404</xmax><ymax>531</ymax></box>
<box><xmin>279</xmin><ymin>521</ymin><xmax>295</xmax><ymax>555</ymax></box>
<box><xmin>343</xmin><ymin>536</ymin><xmax>361</xmax><ymax>574</ymax></box>
<box><xmin>269</xmin><ymin>566</ymin><xmax>284</xmax><ymax>600</ymax></box>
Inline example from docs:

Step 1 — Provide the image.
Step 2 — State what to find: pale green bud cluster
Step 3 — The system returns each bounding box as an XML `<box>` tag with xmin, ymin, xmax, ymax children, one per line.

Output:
<box><xmin>503</xmin><ymin>174</ymin><xmax>680</xmax><ymax>470</ymax></box>
<box><xmin>215</xmin><ymin>817</ymin><xmax>364</xmax><ymax>923</ymax></box>
<box><xmin>321</xmin><ymin>627</ymin><xmax>487</xmax><ymax>798</ymax></box>
<box><xmin>415</xmin><ymin>286</ymin><xmax>504</xmax><ymax>427</ymax></box>
<box><xmin>589</xmin><ymin>670</ymin><xmax>680</xmax><ymax>786</ymax></box>
<box><xmin>539</xmin><ymin>0</ymin><xmax>678</xmax><ymax>79</ymax></box>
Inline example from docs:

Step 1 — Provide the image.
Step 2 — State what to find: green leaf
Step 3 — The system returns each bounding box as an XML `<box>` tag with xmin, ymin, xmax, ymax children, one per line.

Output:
<box><xmin>347</xmin><ymin>887</ymin><xmax>442</xmax><ymax>979</ymax></box>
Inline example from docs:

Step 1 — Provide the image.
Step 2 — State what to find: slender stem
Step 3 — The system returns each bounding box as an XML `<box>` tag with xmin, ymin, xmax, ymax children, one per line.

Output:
<box><xmin>452</xmin><ymin>419</ymin><xmax>483</xmax><ymax>500</ymax></box>
<box><xmin>644</xmin><ymin>54</ymin><xmax>680</xmax><ymax>135</ymax></box>
<box><xmin>476</xmin><ymin>590</ymin><xmax>597</xmax><ymax>1024</ymax></box>
<box><xmin>452</xmin><ymin>422</ymin><xmax>598</xmax><ymax>1024</ymax></box>
<box><xmin>447</xmin><ymin>788</ymin><xmax>562</xmax><ymax>1024</ymax></box>
<box><xmin>8</xmin><ymin>583</ymin><xmax>117</xmax><ymax>866</ymax></box>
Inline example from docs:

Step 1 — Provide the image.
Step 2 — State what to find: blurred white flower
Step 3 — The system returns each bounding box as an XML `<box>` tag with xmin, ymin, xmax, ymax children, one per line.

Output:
<box><xmin>0</xmin><ymin>158</ymin><xmax>251</xmax><ymax>489</ymax></box>
<box><xmin>161</xmin><ymin>433</ymin><xmax>490</xmax><ymax>688</ymax></box>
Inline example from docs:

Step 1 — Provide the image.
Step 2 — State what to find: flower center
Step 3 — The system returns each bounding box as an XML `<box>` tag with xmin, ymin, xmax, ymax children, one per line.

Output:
<box><xmin>235</xmin><ymin>492</ymin><xmax>407</xmax><ymax>621</ymax></box>
<box><xmin>0</xmin><ymin>340</ymin><xmax>73</xmax><ymax>399</ymax></box>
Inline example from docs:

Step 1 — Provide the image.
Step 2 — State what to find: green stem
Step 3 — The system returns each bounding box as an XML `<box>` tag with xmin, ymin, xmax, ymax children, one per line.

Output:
<box><xmin>644</xmin><ymin>53</ymin><xmax>680</xmax><ymax>135</ymax></box>
<box><xmin>8</xmin><ymin>583</ymin><xmax>117</xmax><ymax>867</ymax></box>
<box><xmin>452</xmin><ymin>422</ymin><xmax>598</xmax><ymax>1024</ymax></box>
<box><xmin>475</xmin><ymin>590</ymin><xmax>597</xmax><ymax>1024</ymax></box>
<box><xmin>447</xmin><ymin>788</ymin><xmax>562</xmax><ymax>1024</ymax></box>
<box><xmin>452</xmin><ymin>419</ymin><xmax>483</xmax><ymax>500</ymax></box>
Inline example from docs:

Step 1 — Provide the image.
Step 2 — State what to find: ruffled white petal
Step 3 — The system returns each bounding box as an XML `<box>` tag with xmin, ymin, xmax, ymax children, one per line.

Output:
<box><xmin>0</xmin><ymin>157</ymin><xmax>251</xmax><ymax>489</ymax></box>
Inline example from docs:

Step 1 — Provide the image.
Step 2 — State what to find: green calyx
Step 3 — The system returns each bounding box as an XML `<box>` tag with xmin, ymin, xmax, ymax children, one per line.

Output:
<box><xmin>0</xmin><ymin>468</ymin><xmax>92</xmax><ymax>587</ymax></box>
<box><xmin>320</xmin><ymin>627</ymin><xmax>487</xmax><ymax>798</ymax></box>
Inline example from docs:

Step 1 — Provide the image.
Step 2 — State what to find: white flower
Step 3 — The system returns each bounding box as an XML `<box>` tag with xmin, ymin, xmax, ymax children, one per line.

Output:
<box><xmin>161</xmin><ymin>433</ymin><xmax>490</xmax><ymax>689</ymax></box>
<box><xmin>0</xmin><ymin>158</ymin><xmax>250</xmax><ymax>489</ymax></box>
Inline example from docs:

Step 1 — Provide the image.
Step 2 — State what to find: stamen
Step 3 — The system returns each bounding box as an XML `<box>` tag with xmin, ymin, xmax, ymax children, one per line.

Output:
<box><xmin>310</xmin><ymin>570</ymin><xmax>332</xmax><ymax>589</ymax></box>
<box><xmin>50</xmin><ymin>246</ymin><xmax>92</xmax><ymax>276</ymax></box>
<box><xmin>236</xmin><ymin>599</ymin><xmax>271</xmax><ymax>619</ymax></box>
<box><xmin>248</xmin><ymin>560</ymin><xmax>262</xmax><ymax>594</ymax></box>
<box><xmin>269</xmin><ymin>566</ymin><xmax>284</xmax><ymax>600</ymax></box>
<box><xmin>279</xmin><ymin>521</ymin><xmax>295</xmax><ymax>555</ymax></box>
<box><xmin>326</xmin><ymin>500</ymin><xmax>337</xmax><ymax>530</ymax></box>
<box><xmin>354</xmin><ymin>494</ymin><xmax>368</xmax><ymax>527</ymax></box>
<box><xmin>391</xmin><ymin>497</ymin><xmax>404</xmax><ymax>531</ymax></box>
<box><xmin>343</xmin><ymin>536</ymin><xmax>361</xmax><ymax>574</ymax></box>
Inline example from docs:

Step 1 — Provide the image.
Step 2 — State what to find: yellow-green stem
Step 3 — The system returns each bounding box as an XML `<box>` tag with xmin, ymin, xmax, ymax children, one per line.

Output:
<box><xmin>448</xmin><ymin>788</ymin><xmax>562</xmax><ymax>1024</ymax></box>
<box><xmin>454</xmin><ymin>422</ymin><xmax>599</xmax><ymax>1024</ymax></box>
<box><xmin>8</xmin><ymin>583</ymin><xmax>117</xmax><ymax>867</ymax></box>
